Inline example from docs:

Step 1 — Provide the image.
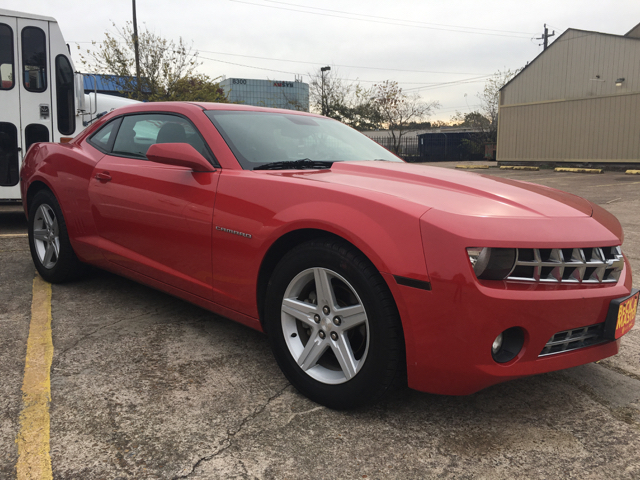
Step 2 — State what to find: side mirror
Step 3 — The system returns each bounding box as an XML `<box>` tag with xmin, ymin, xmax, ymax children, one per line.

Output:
<box><xmin>146</xmin><ymin>143</ymin><xmax>215</xmax><ymax>172</ymax></box>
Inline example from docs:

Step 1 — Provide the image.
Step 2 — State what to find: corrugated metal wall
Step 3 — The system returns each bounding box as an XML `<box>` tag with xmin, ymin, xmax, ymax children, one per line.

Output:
<box><xmin>498</xmin><ymin>29</ymin><xmax>640</xmax><ymax>163</ymax></box>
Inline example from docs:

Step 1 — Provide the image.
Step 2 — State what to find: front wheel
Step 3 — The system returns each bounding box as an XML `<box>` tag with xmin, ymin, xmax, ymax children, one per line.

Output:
<box><xmin>265</xmin><ymin>238</ymin><xmax>405</xmax><ymax>409</ymax></box>
<box><xmin>28</xmin><ymin>189</ymin><xmax>87</xmax><ymax>283</ymax></box>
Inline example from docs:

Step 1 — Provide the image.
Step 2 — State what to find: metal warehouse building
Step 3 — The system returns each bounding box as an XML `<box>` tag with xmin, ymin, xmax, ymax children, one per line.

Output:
<box><xmin>498</xmin><ymin>22</ymin><xmax>640</xmax><ymax>166</ymax></box>
<box><xmin>220</xmin><ymin>78</ymin><xmax>309</xmax><ymax>111</ymax></box>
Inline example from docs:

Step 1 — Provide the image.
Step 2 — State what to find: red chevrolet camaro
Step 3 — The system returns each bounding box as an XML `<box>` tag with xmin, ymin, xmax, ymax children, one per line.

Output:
<box><xmin>20</xmin><ymin>102</ymin><xmax>638</xmax><ymax>409</ymax></box>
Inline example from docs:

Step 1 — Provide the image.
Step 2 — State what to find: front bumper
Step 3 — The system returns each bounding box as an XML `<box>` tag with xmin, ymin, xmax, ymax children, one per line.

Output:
<box><xmin>385</xmin><ymin>210</ymin><xmax>634</xmax><ymax>396</ymax></box>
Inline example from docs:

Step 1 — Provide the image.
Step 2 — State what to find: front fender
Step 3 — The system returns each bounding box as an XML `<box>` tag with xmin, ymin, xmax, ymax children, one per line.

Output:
<box><xmin>211</xmin><ymin>170</ymin><xmax>431</xmax><ymax>317</ymax></box>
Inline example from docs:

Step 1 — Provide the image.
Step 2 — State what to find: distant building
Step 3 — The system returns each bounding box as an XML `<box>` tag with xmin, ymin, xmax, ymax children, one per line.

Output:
<box><xmin>220</xmin><ymin>78</ymin><xmax>309</xmax><ymax>111</ymax></box>
<box><xmin>498</xmin><ymin>22</ymin><xmax>640</xmax><ymax>166</ymax></box>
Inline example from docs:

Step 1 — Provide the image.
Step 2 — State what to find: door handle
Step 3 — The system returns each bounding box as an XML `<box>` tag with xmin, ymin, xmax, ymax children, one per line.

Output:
<box><xmin>95</xmin><ymin>172</ymin><xmax>112</xmax><ymax>182</ymax></box>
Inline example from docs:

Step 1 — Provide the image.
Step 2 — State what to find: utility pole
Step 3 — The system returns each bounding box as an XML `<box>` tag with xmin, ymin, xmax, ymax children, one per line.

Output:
<box><xmin>536</xmin><ymin>24</ymin><xmax>555</xmax><ymax>50</ymax></box>
<box><xmin>320</xmin><ymin>66</ymin><xmax>331</xmax><ymax>116</ymax></box>
<box><xmin>132</xmin><ymin>0</ymin><xmax>141</xmax><ymax>99</ymax></box>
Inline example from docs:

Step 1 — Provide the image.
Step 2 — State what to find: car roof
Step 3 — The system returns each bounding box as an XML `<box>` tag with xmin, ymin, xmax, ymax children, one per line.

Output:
<box><xmin>111</xmin><ymin>101</ymin><xmax>322</xmax><ymax>118</ymax></box>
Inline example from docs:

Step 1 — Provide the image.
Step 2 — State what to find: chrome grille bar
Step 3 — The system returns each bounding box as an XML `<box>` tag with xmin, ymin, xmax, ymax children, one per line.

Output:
<box><xmin>508</xmin><ymin>246</ymin><xmax>623</xmax><ymax>284</ymax></box>
<box><xmin>539</xmin><ymin>323</ymin><xmax>606</xmax><ymax>357</ymax></box>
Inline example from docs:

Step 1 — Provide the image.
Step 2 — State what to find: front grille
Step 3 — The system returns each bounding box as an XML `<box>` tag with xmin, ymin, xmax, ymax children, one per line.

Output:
<box><xmin>508</xmin><ymin>246</ymin><xmax>623</xmax><ymax>284</ymax></box>
<box><xmin>539</xmin><ymin>323</ymin><xmax>606</xmax><ymax>357</ymax></box>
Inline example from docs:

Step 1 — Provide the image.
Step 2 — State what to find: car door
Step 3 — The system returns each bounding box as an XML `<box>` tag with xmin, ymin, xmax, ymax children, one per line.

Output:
<box><xmin>88</xmin><ymin>113</ymin><xmax>220</xmax><ymax>300</ymax></box>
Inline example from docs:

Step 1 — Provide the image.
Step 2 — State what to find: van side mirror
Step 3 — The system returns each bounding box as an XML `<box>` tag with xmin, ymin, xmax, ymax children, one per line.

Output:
<box><xmin>74</xmin><ymin>72</ymin><xmax>86</xmax><ymax>112</ymax></box>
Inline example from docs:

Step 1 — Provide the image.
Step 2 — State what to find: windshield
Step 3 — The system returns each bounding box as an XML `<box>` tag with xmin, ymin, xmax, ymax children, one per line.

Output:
<box><xmin>205</xmin><ymin>110</ymin><xmax>401</xmax><ymax>170</ymax></box>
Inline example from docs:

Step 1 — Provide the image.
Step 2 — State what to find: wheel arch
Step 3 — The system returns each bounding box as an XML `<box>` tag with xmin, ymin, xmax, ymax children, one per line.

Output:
<box><xmin>256</xmin><ymin>228</ymin><xmax>393</xmax><ymax>330</ymax></box>
<box><xmin>26</xmin><ymin>180</ymin><xmax>54</xmax><ymax>217</ymax></box>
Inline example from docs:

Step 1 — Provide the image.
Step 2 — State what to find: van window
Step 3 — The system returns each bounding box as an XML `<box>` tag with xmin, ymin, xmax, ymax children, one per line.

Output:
<box><xmin>0</xmin><ymin>24</ymin><xmax>14</xmax><ymax>90</ymax></box>
<box><xmin>25</xmin><ymin>123</ymin><xmax>49</xmax><ymax>153</ymax></box>
<box><xmin>22</xmin><ymin>27</ymin><xmax>47</xmax><ymax>92</ymax></box>
<box><xmin>0</xmin><ymin>122</ymin><xmax>19</xmax><ymax>186</ymax></box>
<box><xmin>55</xmin><ymin>55</ymin><xmax>75</xmax><ymax>135</ymax></box>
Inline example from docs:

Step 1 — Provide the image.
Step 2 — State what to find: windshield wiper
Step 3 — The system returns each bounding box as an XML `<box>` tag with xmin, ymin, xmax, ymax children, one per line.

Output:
<box><xmin>253</xmin><ymin>159</ymin><xmax>334</xmax><ymax>171</ymax></box>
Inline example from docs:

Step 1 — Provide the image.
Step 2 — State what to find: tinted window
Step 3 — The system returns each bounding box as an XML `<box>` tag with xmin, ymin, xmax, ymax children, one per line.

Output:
<box><xmin>112</xmin><ymin>114</ymin><xmax>214</xmax><ymax>163</ymax></box>
<box><xmin>25</xmin><ymin>123</ymin><xmax>49</xmax><ymax>153</ymax></box>
<box><xmin>0</xmin><ymin>24</ymin><xmax>14</xmax><ymax>90</ymax></box>
<box><xmin>55</xmin><ymin>55</ymin><xmax>75</xmax><ymax>135</ymax></box>
<box><xmin>88</xmin><ymin>119</ymin><xmax>120</xmax><ymax>152</ymax></box>
<box><xmin>0</xmin><ymin>122</ymin><xmax>19</xmax><ymax>186</ymax></box>
<box><xmin>22</xmin><ymin>27</ymin><xmax>46</xmax><ymax>92</ymax></box>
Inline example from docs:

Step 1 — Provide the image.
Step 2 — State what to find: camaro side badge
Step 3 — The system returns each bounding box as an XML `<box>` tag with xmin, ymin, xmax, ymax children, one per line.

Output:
<box><xmin>216</xmin><ymin>226</ymin><xmax>252</xmax><ymax>239</ymax></box>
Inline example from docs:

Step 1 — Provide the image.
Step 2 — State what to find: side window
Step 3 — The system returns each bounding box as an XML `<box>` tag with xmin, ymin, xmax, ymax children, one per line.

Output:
<box><xmin>55</xmin><ymin>55</ymin><xmax>75</xmax><ymax>135</ymax></box>
<box><xmin>88</xmin><ymin>118</ymin><xmax>120</xmax><ymax>152</ymax></box>
<box><xmin>24</xmin><ymin>123</ymin><xmax>49</xmax><ymax>153</ymax></box>
<box><xmin>0</xmin><ymin>122</ymin><xmax>19</xmax><ymax>186</ymax></box>
<box><xmin>112</xmin><ymin>114</ymin><xmax>215</xmax><ymax>163</ymax></box>
<box><xmin>21</xmin><ymin>27</ymin><xmax>47</xmax><ymax>93</ymax></box>
<box><xmin>0</xmin><ymin>24</ymin><xmax>14</xmax><ymax>90</ymax></box>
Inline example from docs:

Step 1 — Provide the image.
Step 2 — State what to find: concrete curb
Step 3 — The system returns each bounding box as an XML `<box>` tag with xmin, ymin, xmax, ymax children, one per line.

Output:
<box><xmin>455</xmin><ymin>165</ymin><xmax>490</xmax><ymax>169</ymax></box>
<box><xmin>625</xmin><ymin>170</ymin><xmax>640</xmax><ymax>175</ymax></box>
<box><xmin>554</xmin><ymin>167</ymin><xmax>603</xmax><ymax>174</ymax></box>
<box><xmin>500</xmin><ymin>166</ymin><xmax>540</xmax><ymax>171</ymax></box>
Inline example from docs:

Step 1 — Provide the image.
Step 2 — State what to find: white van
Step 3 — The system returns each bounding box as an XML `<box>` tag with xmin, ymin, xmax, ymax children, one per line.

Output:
<box><xmin>0</xmin><ymin>9</ymin><xmax>137</xmax><ymax>201</ymax></box>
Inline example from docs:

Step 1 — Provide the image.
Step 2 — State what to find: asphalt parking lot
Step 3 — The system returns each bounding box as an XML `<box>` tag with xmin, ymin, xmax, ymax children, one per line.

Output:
<box><xmin>1</xmin><ymin>164</ymin><xmax>639</xmax><ymax>479</ymax></box>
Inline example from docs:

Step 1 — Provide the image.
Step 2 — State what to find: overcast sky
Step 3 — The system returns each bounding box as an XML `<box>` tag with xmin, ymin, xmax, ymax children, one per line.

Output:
<box><xmin>4</xmin><ymin>0</ymin><xmax>640</xmax><ymax>120</ymax></box>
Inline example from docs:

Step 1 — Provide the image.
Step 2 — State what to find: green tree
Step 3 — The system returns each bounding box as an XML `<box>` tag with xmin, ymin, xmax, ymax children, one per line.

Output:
<box><xmin>371</xmin><ymin>80</ymin><xmax>439</xmax><ymax>154</ymax></box>
<box><xmin>79</xmin><ymin>22</ymin><xmax>228</xmax><ymax>103</ymax></box>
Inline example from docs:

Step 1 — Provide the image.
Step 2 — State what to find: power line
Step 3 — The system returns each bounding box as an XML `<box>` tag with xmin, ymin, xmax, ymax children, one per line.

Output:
<box><xmin>198</xmin><ymin>49</ymin><xmax>490</xmax><ymax>76</ymax></box>
<box><xmin>404</xmin><ymin>75</ymin><xmax>493</xmax><ymax>92</ymax></box>
<box><xmin>262</xmin><ymin>0</ymin><xmax>538</xmax><ymax>36</ymax></box>
<box><xmin>72</xmin><ymin>41</ymin><xmax>490</xmax><ymax>76</ymax></box>
<box><xmin>229</xmin><ymin>0</ymin><xmax>535</xmax><ymax>39</ymax></box>
<box><xmin>199</xmin><ymin>55</ymin><xmax>301</xmax><ymax>75</ymax></box>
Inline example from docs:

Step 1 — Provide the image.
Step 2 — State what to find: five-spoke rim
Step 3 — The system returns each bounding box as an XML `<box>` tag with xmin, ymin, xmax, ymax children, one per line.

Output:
<box><xmin>33</xmin><ymin>204</ymin><xmax>60</xmax><ymax>269</ymax></box>
<box><xmin>281</xmin><ymin>267</ymin><xmax>370</xmax><ymax>384</ymax></box>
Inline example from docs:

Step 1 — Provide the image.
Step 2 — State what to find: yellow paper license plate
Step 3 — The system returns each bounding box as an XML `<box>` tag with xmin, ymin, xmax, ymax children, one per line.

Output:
<box><xmin>615</xmin><ymin>291</ymin><xmax>638</xmax><ymax>339</ymax></box>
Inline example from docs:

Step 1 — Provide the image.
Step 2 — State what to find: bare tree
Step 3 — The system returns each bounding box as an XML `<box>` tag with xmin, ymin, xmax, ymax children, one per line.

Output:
<box><xmin>308</xmin><ymin>69</ymin><xmax>381</xmax><ymax>130</ymax></box>
<box><xmin>372</xmin><ymin>80</ymin><xmax>439</xmax><ymax>154</ymax></box>
<box><xmin>451</xmin><ymin>69</ymin><xmax>519</xmax><ymax>149</ymax></box>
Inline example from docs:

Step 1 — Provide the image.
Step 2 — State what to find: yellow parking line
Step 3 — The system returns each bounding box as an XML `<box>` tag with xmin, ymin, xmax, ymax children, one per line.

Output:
<box><xmin>15</xmin><ymin>273</ymin><xmax>54</xmax><ymax>480</ymax></box>
<box><xmin>0</xmin><ymin>233</ymin><xmax>28</xmax><ymax>238</ymax></box>
<box><xmin>554</xmin><ymin>167</ymin><xmax>603</xmax><ymax>174</ymax></box>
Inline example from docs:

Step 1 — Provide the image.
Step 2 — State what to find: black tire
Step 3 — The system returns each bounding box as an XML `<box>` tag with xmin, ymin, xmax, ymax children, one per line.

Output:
<box><xmin>28</xmin><ymin>189</ymin><xmax>87</xmax><ymax>283</ymax></box>
<box><xmin>265</xmin><ymin>238</ymin><xmax>405</xmax><ymax>409</ymax></box>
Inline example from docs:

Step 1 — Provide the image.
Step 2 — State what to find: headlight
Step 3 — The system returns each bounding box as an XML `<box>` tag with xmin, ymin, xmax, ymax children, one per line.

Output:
<box><xmin>467</xmin><ymin>247</ymin><xmax>517</xmax><ymax>280</ymax></box>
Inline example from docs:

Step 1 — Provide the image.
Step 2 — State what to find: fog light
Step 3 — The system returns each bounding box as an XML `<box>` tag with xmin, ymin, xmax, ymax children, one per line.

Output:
<box><xmin>491</xmin><ymin>327</ymin><xmax>525</xmax><ymax>363</ymax></box>
<box><xmin>491</xmin><ymin>333</ymin><xmax>503</xmax><ymax>355</ymax></box>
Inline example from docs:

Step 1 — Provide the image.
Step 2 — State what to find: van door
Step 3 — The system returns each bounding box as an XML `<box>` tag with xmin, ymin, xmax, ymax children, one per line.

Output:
<box><xmin>17</xmin><ymin>17</ymin><xmax>53</xmax><ymax>159</ymax></box>
<box><xmin>0</xmin><ymin>15</ymin><xmax>21</xmax><ymax>199</ymax></box>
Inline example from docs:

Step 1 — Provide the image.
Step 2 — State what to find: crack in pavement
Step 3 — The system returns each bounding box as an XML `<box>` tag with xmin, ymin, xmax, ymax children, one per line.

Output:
<box><xmin>50</xmin><ymin>311</ymin><xmax>160</xmax><ymax>365</ymax></box>
<box><xmin>172</xmin><ymin>383</ymin><xmax>291</xmax><ymax>479</ymax></box>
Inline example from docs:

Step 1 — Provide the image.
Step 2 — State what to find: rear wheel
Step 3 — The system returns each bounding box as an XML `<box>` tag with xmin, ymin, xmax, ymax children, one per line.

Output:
<box><xmin>28</xmin><ymin>189</ymin><xmax>87</xmax><ymax>283</ymax></box>
<box><xmin>265</xmin><ymin>238</ymin><xmax>405</xmax><ymax>409</ymax></box>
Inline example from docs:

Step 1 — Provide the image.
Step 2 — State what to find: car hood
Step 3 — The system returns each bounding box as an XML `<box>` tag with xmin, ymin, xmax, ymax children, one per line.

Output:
<box><xmin>287</xmin><ymin>161</ymin><xmax>593</xmax><ymax>218</ymax></box>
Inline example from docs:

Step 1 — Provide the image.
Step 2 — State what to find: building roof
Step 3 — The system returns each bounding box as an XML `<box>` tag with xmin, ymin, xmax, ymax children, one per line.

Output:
<box><xmin>501</xmin><ymin>25</ymin><xmax>640</xmax><ymax>93</ymax></box>
<box><xmin>83</xmin><ymin>75</ymin><xmax>150</xmax><ymax>94</ymax></box>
